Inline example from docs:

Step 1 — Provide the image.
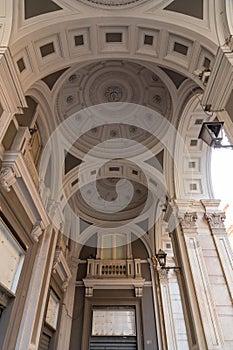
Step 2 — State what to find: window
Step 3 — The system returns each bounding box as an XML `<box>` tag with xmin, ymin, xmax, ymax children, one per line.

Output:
<box><xmin>102</xmin><ymin>234</ymin><xmax>127</xmax><ymax>260</ymax></box>
<box><xmin>45</xmin><ymin>289</ymin><xmax>60</xmax><ymax>330</ymax></box>
<box><xmin>39</xmin><ymin>288</ymin><xmax>60</xmax><ymax>349</ymax></box>
<box><xmin>92</xmin><ymin>307</ymin><xmax>136</xmax><ymax>336</ymax></box>
<box><xmin>0</xmin><ymin>217</ymin><xmax>25</xmax><ymax>294</ymax></box>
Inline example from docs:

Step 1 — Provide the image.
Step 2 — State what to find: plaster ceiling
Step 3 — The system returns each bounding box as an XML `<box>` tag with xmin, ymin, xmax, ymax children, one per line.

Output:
<box><xmin>24</xmin><ymin>0</ymin><xmax>204</xmax><ymax>19</ymax></box>
<box><xmin>71</xmin><ymin>177</ymin><xmax>150</xmax><ymax>223</ymax></box>
<box><xmin>56</xmin><ymin>60</ymin><xmax>172</xmax><ymax>158</ymax></box>
<box><xmin>57</xmin><ymin>60</ymin><xmax>172</xmax><ymax>119</ymax></box>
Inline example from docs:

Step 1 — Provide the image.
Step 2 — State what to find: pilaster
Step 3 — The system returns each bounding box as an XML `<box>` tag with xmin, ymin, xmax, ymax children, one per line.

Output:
<box><xmin>179</xmin><ymin>209</ymin><xmax>224</xmax><ymax>349</ymax></box>
<box><xmin>157</xmin><ymin>268</ymin><xmax>177</xmax><ymax>350</ymax></box>
<box><xmin>14</xmin><ymin>225</ymin><xmax>58</xmax><ymax>350</ymax></box>
<box><xmin>57</xmin><ymin>257</ymin><xmax>78</xmax><ymax>350</ymax></box>
<box><xmin>202</xmin><ymin>200</ymin><xmax>233</xmax><ymax>303</ymax></box>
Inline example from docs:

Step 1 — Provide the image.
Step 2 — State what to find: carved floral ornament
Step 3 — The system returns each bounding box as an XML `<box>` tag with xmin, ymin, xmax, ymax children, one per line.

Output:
<box><xmin>104</xmin><ymin>86</ymin><xmax>123</xmax><ymax>102</ymax></box>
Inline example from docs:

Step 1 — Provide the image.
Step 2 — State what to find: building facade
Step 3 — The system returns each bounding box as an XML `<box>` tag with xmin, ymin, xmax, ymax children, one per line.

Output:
<box><xmin>0</xmin><ymin>0</ymin><xmax>233</xmax><ymax>349</ymax></box>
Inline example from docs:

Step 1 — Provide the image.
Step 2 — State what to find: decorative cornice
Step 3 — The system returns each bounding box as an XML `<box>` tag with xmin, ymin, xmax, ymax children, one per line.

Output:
<box><xmin>1</xmin><ymin>151</ymin><xmax>50</xmax><ymax>227</ymax></box>
<box><xmin>204</xmin><ymin>212</ymin><xmax>226</xmax><ymax>229</ymax></box>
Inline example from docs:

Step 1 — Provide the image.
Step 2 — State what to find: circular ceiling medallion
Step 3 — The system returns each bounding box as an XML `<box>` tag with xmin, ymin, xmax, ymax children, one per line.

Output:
<box><xmin>81</xmin><ymin>0</ymin><xmax>147</xmax><ymax>7</ymax></box>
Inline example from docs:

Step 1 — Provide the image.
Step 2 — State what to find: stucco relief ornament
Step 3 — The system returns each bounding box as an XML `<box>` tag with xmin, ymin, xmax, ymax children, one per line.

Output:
<box><xmin>179</xmin><ymin>212</ymin><xmax>198</xmax><ymax>228</ymax></box>
<box><xmin>104</xmin><ymin>86</ymin><xmax>123</xmax><ymax>102</ymax></box>
<box><xmin>205</xmin><ymin>212</ymin><xmax>226</xmax><ymax>228</ymax></box>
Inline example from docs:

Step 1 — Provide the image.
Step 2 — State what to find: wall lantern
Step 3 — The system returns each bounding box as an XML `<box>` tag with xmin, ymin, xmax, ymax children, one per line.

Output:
<box><xmin>198</xmin><ymin>121</ymin><xmax>233</xmax><ymax>149</ymax></box>
<box><xmin>155</xmin><ymin>249</ymin><xmax>167</xmax><ymax>267</ymax></box>
<box><xmin>154</xmin><ymin>249</ymin><xmax>180</xmax><ymax>271</ymax></box>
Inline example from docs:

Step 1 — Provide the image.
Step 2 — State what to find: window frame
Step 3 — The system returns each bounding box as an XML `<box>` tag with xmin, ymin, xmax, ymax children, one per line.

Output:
<box><xmin>0</xmin><ymin>214</ymin><xmax>25</xmax><ymax>295</ymax></box>
<box><xmin>97</xmin><ymin>232</ymin><xmax>131</xmax><ymax>260</ymax></box>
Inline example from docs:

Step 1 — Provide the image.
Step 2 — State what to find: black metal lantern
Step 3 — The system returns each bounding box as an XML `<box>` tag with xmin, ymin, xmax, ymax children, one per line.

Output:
<box><xmin>198</xmin><ymin>121</ymin><xmax>224</xmax><ymax>147</ymax></box>
<box><xmin>155</xmin><ymin>249</ymin><xmax>167</xmax><ymax>267</ymax></box>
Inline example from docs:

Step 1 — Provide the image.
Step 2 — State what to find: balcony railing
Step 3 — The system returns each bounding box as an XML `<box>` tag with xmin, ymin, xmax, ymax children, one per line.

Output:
<box><xmin>86</xmin><ymin>259</ymin><xmax>142</xmax><ymax>279</ymax></box>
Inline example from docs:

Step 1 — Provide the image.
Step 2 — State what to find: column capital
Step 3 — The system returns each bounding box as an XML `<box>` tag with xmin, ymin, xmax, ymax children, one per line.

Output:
<box><xmin>179</xmin><ymin>212</ymin><xmax>198</xmax><ymax>229</ymax></box>
<box><xmin>157</xmin><ymin>268</ymin><xmax>169</xmax><ymax>281</ymax></box>
<box><xmin>204</xmin><ymin>212</ymin><xmax>226</xmax><ymax>229</ymax></box>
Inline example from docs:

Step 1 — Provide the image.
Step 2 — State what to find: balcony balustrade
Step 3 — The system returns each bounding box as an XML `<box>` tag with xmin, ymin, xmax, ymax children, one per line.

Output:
<box><xmin>86</xmin><ymin>259</ymin><xmax>142</xmax><ymax>279</ymax></box>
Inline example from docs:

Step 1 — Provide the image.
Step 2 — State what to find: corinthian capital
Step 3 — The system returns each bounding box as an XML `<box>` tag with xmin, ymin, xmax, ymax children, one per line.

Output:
<box><xmin>179</xmin><ymin>212</ymin><xmax>198</xmax><ymax>228</ymax></box>
<box><xmin>205</xmin><ymin>212</ymin><xmax>226</xmax><ymax>228</ymax></box>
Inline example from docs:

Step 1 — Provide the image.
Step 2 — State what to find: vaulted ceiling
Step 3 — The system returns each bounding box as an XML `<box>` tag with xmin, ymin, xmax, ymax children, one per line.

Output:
<box><xmin>3</xmin><ymin>0</ymin><xmax>229</xmax><ymax>236</ymax></box>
